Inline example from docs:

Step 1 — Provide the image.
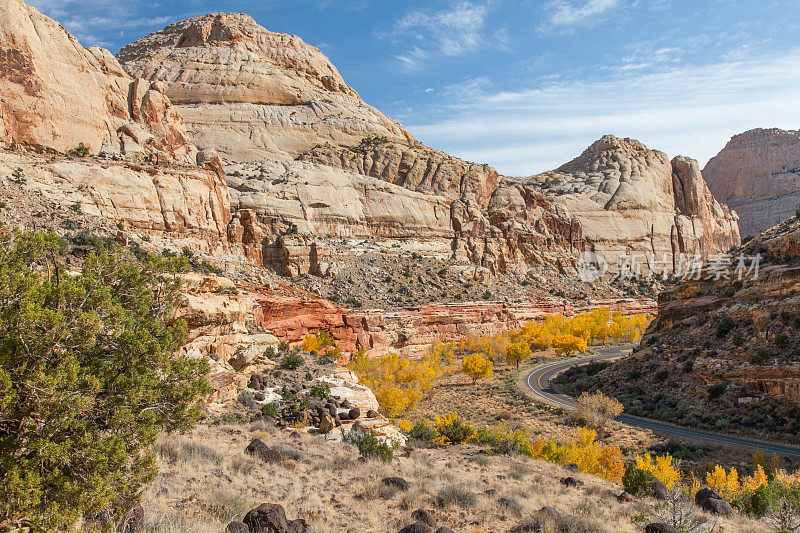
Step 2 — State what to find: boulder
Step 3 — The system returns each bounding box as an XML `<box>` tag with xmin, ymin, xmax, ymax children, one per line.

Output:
<box><xmin>410</xmin><ymin>509</ymin><xmax>436</xmax><ymax>527</ymax></box>
<box><xmin>700</xmin><ymin>497</ymin><xmax>734</xmax><ymax>516</ymax></box>
<box><xmin>348</xmin><ymin>407</ymin><xmax>361</xmax><ymax>420</ymax></box>
<box><xmin>225</xmin><ymin>522</ymin><xmax>249</xmax><ymax>533</ymax></box>
<box><xmin>645</xmin><ymin>524</ymin><xmax>679</xmax><ymax>533</ymax></box>
<box><xmin>694</xmin><ymin>488</ymin><xmax>723</xmax><ymax>507</ymax></box>
<box><xmin>650</xmin><ymin>479</ymin><xmax>668</xmax><ymax>500</ymax></box>
<box><xmin>563</xmin><ymin>463</ymin><xmax>580</xmax><ymax>473</ymax></box>
<box><xmin>616</xmin><ymin>491</ymin><xmax>633</xmax><ymax>502</ymax></box>
<box><xmin>245</xmin><ymin>439</ymin><xmax>283</xmax><ymax>464</ymax></box>
<box><xmin>382</xmin><ymin>476</ymin><xmax>410</xmax><ymax>491</ymax></box>
<box><xmin>288</xmin><ymin>518</ymin><xmax>308</xmax><ymax>533</ymax></box>
<box><xmin>243</xmin><ymin>503</ymin><xmax>288</xmax><ymax>533</ymax></box>
<box><xmin>318</xmin><ymin>412</ymin><xmax>335</xmax><ymax>434</ymax></box>
<box><xmin>435</xmin><ymin>528</ymin><xmax>454</xmax><ymax>533</ymax></box>
<box><xmin>398</xmin><ymin>522</ymin><xmax>434</xmax><ymax>533</ymax></box>
<box><xmin>498</xmin><ymin>497</ymin><xmax>522</xmax><ymax>515</ymax></box>
<box><xmin>559</xmin><ymin>477</ymin><xmax>583</xmax><ymax>488</ymax></box>
<box><xmin>366</xmin><ymin>409</ymin><xmax>379</xmax><ymax>418</ymax></box>
<box><xmin>538</xmin><ymin>506</ymin><xmax>560</xmax><ymax>516</ymax></box>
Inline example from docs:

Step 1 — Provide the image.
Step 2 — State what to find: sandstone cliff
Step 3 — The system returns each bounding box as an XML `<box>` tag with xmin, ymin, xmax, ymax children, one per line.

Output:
<box><xmin>532</xmin><ymin>135</ymin><xmax>740</xmax><ymax>272</ymax></box>
<box><xmin>0</xmin><ymin>0</ymin><xmax>194</xmax><ymax>162</ymax></box>
<box><xmin>561</xmin><ymin>216</ymin><xmax>800</xmax><ymax>443</ymax></box>
<box><xmin>703</xmin><ymin>128</ymin><xmax>800</xmax><ymax>238</ymax></box>
<box><xmin>117</xmin><ymin>13</ymin><xmax>413</xmax><ymax>162</ymax></box>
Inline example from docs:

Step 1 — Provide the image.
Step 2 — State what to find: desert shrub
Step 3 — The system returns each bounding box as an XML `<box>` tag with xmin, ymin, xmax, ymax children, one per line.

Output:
<box><xmin>281</xmin><ymin>352</ymin><xmax>305</xmax><ymax>370</ymax></box>
<box><xmin>278</xmin><ymin>341</ymin><xmax>290</xmax><ymax>352</ymax></box>
<box><xmin>434</xmin><ymin>411</ymin><xmax>475</xmax><ymax>445</ymax></box>
<box><xmin>70</xmin><ymin>142</ymin><xmax>90</xmax><ymax>157</ymax></box>
<box><xmin>707</xmin><ymin>383</ymin><xmax>726</xmax><ymax>399</ymax></box>
<box><xmin>752</xmin><ymin>348</ymin><xmax>771</xmax><ymax>364</ymax></box>
<box><xmin>0</xmin><ymin>229</ymin><xmax>209</xmax><ymax>529</ymax></box>
<box><xmin>776</xmin><ymin>333</ymin><xmax>790</xmax><ymax>348</ymax></box>
<box><xmin>407</xmin><ymin>420</ymin><xmax>438</xmax><ymax>442</ymax></box>
<box><xmin>344</xmin><ymin>430</ymin><xmax>393</xmax><ymax>462</ymax></box>
<box><xmin>682</xmin><ymin>359</ymin><xmax>694</xmax><ymax>372</ymax></box>
<box><xmin>716</xmin><ymin>315</ymin><xmax>736</xmax><ymax>338</ymax></box>
<box><xmin>261</xmin><ymin>403</ymin><xmax>279</xmax><ymax>418</ymax></box>
<box><xmin>573</xmin><ymin>391</ymin><xmax>623</xmax><ymax>430</ymax></box>
<box><xmin>309</xmin><ymin>382</ymin><xmax>330</xmax><ymax>400</ymax></box>
<box><xmin>263</xmin><ymin>346</ymin><xmax>277</xmax><ymax>359</ymax></box>
<box><xmin>461</xmin><ymin>353</ymin><xmax>493</xmax><ymax>384</ymax></box>
<box><xmin>435</xmin><ymin>485</ymin><xmax>477</xmax><ymax>508</ymax></box>
<box><xmin>656</xmin><ymin>369</ymin><xmax>669</xmax><ymax>382</ymax></box>
<box><xmin>622</xmin><ymin>464</ymin><xmax>656</xmax><ymax>496</ymax></box>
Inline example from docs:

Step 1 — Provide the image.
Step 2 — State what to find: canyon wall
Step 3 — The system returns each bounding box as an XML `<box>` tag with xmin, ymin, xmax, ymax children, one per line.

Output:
<box><xmin>0</xmin><ymin>0</ymin><xmax>194</xmax><ymax>162</ymax></box>
<box><xmin>704</xmin><ymin>128</ymin><xmax>800</xmax><ymax>238</ymax></box>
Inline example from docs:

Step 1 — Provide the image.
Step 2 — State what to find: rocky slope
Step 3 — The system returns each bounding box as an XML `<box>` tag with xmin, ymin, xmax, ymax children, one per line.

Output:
<box><xmin>117</xmin><ymin>13</ymin><xmax>413</xmax><ymax>162</ymax></box>
<box><xmin>531</xmin><ymin>135</ymin><xmax>740</xmax><ymax>273</ymax></box>
<box><xmin>0</xmin><ymin>0</ymin><xmax>194</xmax><ymax>162</ymax></box>
<box><xmin>561</xmin><ymin>215</ymin><xmax>800</xmax><ymax>442</ymax></box>
<box><xmin>704</xmin><ymin>128</ymin><xmax>800</xmax><ymax>238</ymax></box>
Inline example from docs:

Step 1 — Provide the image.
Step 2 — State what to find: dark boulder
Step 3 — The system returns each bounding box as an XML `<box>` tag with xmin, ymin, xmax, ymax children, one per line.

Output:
<box><xmin>243</xmin><ymin>503</ymin><xmax>288</xmax><ymax>533</ymax></box>
<box><xmin>245</xmin><ymin>439</ymin><xmax>283</xmax><ymax>464</ymax></box>
<box><xmin>701</xmin><ymin>497</ymin><xmax>734</xmax><ymax>516</ymax></box>
<box><xmin>538</xmin><ymin>506</ymin><xmax>560</xmax><ymax>516</ymax></box>
<box><xmin>411</xmin><ymin>509</ymin><xmax>436</xmax><ymax>526</ymax></box>
<box><xmin>349</xmin><ymin>407</ymin><xmax>361</xmax><ymax>420</ymax></box>
<box><xmin>695</xmin><ymin>488</ymin><xmax>723</xmax><ymax>506</ymax></box>
<box><xmin>367</xmin><ymin>409</ymin><xmax>379</xmax><ymax>418</ymax></box>
<box><xmin>499</xmin><ymin>497</ymin><xmax>522</xmax><ymax>515</ymax></box>
<box><xmin>563</xmin><ymin>463</ymin><xmax>580</xmax><ymax>473</ymax></box>
<box><xmin>288</xmin><ymin>518</ymin><xmax>308</xmax><ymax>532</ymax></box>
<box><xmin>225</xmin><ymin>522</ymin><xmax>249</xmax><ymax>533</ymax></box>
<box><xmin>399</xmin><ymin>522</ymin><xmax>434</xmax><ymax>533</ymax></box>
<box><xmin>650</xmin><ymin>479</ymin><xmax>668</xmax><ymax>500</ymax></box>
<box><xmin>559</xmin><ymin>476</ymin><xmax>583</xmax><ymax>488</ymax></box>
<box><xmin>383</xmin><ymin>476</ymin><xmax>410</xmax><ymax>491</ymax></box>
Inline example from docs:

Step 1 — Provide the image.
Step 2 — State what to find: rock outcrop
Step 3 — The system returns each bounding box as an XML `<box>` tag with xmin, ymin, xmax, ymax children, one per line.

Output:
<box><xmin>117</xmin><ymin>13</ymin><xmax>413</xmax><ymax>162</ymax></box>
<box><xmin>0</xmin><ymin>150</ymin><xmax>230</xmax><ymax>243</ymax></box>
<box><xmin>532</xmin><ymin>135</ymin><xmax>740</xmax><ymax>273</ymax></box>
<box><xmin>703</xmin><ymin>128</ymin><xmax>800</xmax><ymax>238</ymax></box>
<box><xmin>0</xmin><ymin>0</ymin><xmax>193</xmax><ymax>161</ymax></box>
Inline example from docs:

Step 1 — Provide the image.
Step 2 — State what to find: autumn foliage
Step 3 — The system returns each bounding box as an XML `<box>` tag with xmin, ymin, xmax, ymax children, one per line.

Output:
<box><xmin>461</xmin><ymin>353</ymin><xmax>493</xmax><ymax>384</ymax></box>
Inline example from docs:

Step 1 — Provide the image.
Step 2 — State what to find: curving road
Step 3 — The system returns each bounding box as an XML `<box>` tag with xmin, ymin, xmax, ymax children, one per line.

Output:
<box><xmin>524</xmin><ymin>344</ymin><xmax>800</xmax><ymax>459</ymax></box>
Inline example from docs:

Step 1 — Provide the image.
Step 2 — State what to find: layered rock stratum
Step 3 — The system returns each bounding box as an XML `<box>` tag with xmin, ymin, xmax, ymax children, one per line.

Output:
<box><xmin>530</xmin><ymin>135</ymin><xmax>740</xmax><ymax>271</ymax></box>
<box><xmin>704</xmin><ymin>128</ymin><xmax>800</xmax><ymax>238</ymax></box>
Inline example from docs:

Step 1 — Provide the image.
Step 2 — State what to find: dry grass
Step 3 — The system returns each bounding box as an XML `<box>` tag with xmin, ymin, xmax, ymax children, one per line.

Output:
<box><xmin>137</xmin><ymin>420</ymin><xmax>771</xmax><ymax>533</ymax></box>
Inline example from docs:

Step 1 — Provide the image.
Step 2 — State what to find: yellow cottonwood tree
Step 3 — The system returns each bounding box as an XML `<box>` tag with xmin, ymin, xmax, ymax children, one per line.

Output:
<box><xmin>462</xmin><ymin>353</ymin><xmax>493</xmax><ymax>384</ymax></box>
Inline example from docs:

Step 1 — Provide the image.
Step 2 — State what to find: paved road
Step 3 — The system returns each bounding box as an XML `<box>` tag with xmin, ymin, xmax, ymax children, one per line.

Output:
<box><xmin>524</xmin><ymin>344</ymin><xmax>800</xmax><ymax>459</ymax></box>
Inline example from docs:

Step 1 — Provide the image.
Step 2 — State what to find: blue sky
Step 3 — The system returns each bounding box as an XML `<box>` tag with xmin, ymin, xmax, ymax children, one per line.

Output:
<box><xmin>29</xmin><ymin>0</ymin><xmax>800</xmax><ymax>176</ymax></box>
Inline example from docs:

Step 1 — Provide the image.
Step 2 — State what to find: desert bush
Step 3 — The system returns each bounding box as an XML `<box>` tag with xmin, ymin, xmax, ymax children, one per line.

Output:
<box><xmin>261</xmin><ymin>403</ymin><xmax>279</xmax><ymax>418</ymax></box>
<box><xmin>434</xmin><ymin>411</ymin><xmax>475</xmax><ymax>445</ymax></box>
<box><xmin>407</xmin><ymin>420</ymin><xmax>439</xmax><ymax>442</ymax></box>
<box><xmin>309</xmin><ymin>382</ymin><xmax>331</xmax><ymax>400</ymax></box>
<box><xmin>0</xmin><ymin>229</ymin><xmax>208</xmax><ymax>529</ymax></box>
<box><xmin>343</xmin><ymin>430</ymin><xmax>393</xmax><ymax>462</ymax></box>
<box><xmin>622</xmin><ymin>464</ymin><xmax>656</xmax><ymax>496</ymax></box>
<box><xmin>461</xmin><ymin>352</ymin><xmax>493</xmax><ymax>384</ymax></box>
<box><xmin>281</xmin><ymin>352</ymin><xmax>305</xmax><ymax>370</ymax></box>
<box><xmin>707</xmin><ymin>383</ymin><xmax>726</xmax><ymax>399</ymax></box>
<box><xmin>573</xmin><ymin>391</ymin><xmax>623</xmax><ymax>430</ymax></box>
<box><xmin>435</xmin><ymin>485</ymin><xmax>477</xmax><ymax>508</ymax></box>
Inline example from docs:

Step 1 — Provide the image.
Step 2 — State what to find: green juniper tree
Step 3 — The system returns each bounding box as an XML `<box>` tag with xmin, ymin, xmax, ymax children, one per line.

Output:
<box><xmin>0</xmin><ymin>228</ymin><xmax>209</xmax><ymax>530</ymax></box>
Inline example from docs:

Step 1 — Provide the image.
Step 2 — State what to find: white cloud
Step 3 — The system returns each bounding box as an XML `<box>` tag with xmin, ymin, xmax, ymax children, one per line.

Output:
<box><xmin>545</xmin><ymin>0</ymin><xmax>621</xmax><ymax>27</ymax></box>
<box><xmin>387</xmin><ymin>1</ymin><xmax>491</xmax><ymax>70</ymax></box>
<box><xmin>404</xmin><ymin>49</ymin><xmax>800</xmax><ymax>176</ymax></box>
